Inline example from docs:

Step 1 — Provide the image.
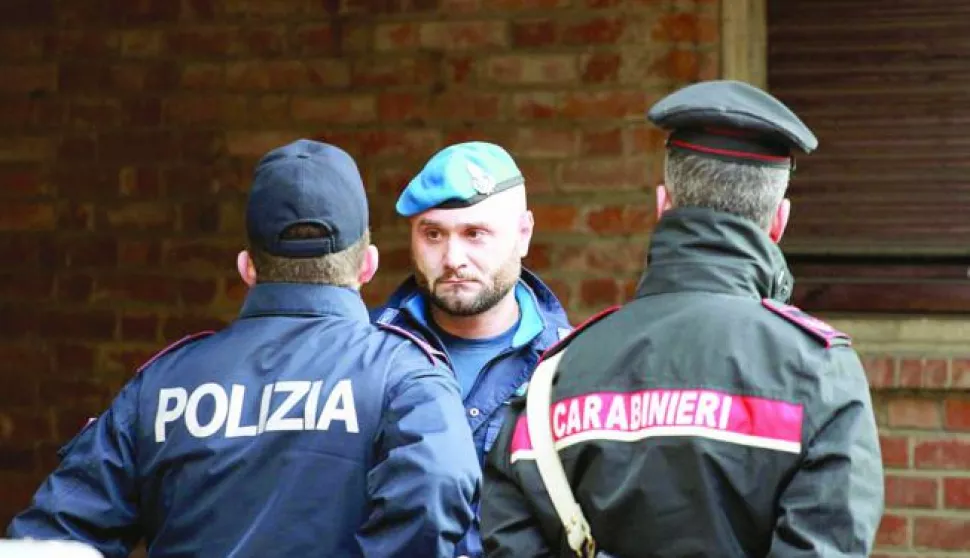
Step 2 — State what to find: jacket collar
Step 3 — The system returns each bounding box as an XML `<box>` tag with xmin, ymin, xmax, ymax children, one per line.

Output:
<box><xmin>381</xmin><ymin>267</ymin><xmax>571</xmax><ymax>351</ymax></box>
<box><xmin>239</xmin><ymin>282</ymin><xmax>370</xmax><ymax>322</ymax></box>
<box><xmin>636</xmin><ymin>207</ymin><xmax>793</xmax><ymax>302</ymax></box>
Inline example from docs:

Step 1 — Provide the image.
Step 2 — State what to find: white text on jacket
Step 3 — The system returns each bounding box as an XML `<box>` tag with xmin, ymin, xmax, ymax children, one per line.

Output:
<box><xmin>154</xmin><ymin>380</ymin><xmax>359</xmax><ymax>442</ymax></box>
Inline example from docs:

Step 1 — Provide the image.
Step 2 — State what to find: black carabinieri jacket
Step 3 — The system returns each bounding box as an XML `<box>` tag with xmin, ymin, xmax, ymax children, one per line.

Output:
<box><xmin>481</xmin><ymin>207</ymin><xmax>884</xmax><ymax>558</ymax></box>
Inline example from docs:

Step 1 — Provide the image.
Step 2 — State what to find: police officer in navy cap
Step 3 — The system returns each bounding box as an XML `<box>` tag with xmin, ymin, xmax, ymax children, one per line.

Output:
<box><xmin>482</xmin><ymin>80</ymin><xmax>884</xmax><ymax>557</ymax></box>
<box><xmin>8</xmin><ymin>139</ymin><xmax>480</xmax><ymax>558</ymax></box>
<box><xmin>372</xmin><ymin>141</ymin><xmax>572</xmax><ymax>558</ymax></box>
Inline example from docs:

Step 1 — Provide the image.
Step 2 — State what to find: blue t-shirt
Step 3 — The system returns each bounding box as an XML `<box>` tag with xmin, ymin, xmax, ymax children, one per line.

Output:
<box><xmin>430</xmin><ymin>320</ymin><xmax>518</xmax><ymax>399</ymax></box>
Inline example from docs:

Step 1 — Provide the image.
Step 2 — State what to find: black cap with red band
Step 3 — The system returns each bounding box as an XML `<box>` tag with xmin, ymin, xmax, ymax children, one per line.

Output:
<box><xmin>647</xmin><ymin>80</ymin><xmax>817</xmax><ymax>170</ymax></box>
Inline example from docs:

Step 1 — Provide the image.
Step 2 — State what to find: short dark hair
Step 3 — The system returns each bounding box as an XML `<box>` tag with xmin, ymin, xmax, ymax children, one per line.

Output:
<box><xmin>249</xmin><ymin>224</ymin><xmax>370</xmax><ymax>286</ymax></box>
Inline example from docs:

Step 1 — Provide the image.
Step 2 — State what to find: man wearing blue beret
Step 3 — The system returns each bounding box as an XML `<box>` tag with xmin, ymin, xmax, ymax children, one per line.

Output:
<box><xmin>372</xmin><ymin>141</ymin><xmax>572</xmax><ymax>558</ymax></box>
<box><xmin>8</xmin><ymin>139</ymin><xmax>480</xmax><ymax>558</ymax></box>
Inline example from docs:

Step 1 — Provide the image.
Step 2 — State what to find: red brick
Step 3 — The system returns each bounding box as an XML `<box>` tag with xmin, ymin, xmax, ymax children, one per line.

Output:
<box><xmin>517</xmin><ymin>160</ymin><xmax>554</xmax><ymax>193</ymax></box>
<box><xmin>0</xmin><ymin>408</ymin><xmax>54</xmax><ymax>443</ymax></box>
<box><xmin>222</xmin><ymin>0</ymin><xmax>306</xmax><ymax>19</ymax></box>
<box><xmin>118</xmin><ymin>167</ymin><xmax>161</xmax><ymax>198</ymax></box>
<box><xmin>887</xmin><ymin>397</ymin><xmax>941</xmax><ymax>429</ymax></box>
<box><xmin>118</xmin><ymin>239</ymin><xmax>161</xmax><ymax>267</ymax></box>
<box><xmin>581</xmin><ymin>128</ymin><xmax>624</xmax><ymax>155</ymax></box>
<box><xmin>0</xmin><ymin>165</ymin><xmax>45</xmax><ymax>198</ymax></box>
<box><xmin>54</xmin><ymin>343</ymin><xmax>96</xmax><ymax>376</ymax></box>
<box><xmin>0</xmin><ymin>445</ymin><xmax>37</xmax><ymax>472</ymax></box>
<box><xmin>181</xmin><ymin>278</ymin><xmax>219</xmax><ymax>306</ymax></box>
<box><xmin>944</xmin><ymin>477</ymin><xmax>970</xmax><ymax>509</ymax></box>
<box><xmin>560</xmin><ymin>159</ymin><xmax>648</xmax><ymax>192</ymax></box>
<box><xmin>93</xmin><ymin>274</ymin><xmax>180</xmax><ymax>305</ymax></box>
<box><xmin>358</xmin><ymin>130</ymin><xmax>440</xmax><ymax>159</ymax></box>
<box><xmin>511</xmin><ymin>19</ymin><xmax>558</xmax><ymax>47</ymax></box>
<box><xmin>164</xmin><ymin>240</ymin><xmax>237</xmax><ymax>272</ymax></box>
<box><xmin>419</xmin><ymin>21</ymin><xmax>509</xmax><ymax>50</ymax></box>
<box><xmin>563</xmin><ymin>16</ymin><xmax>625</xmax><ymax>45</ymax></box>
<box><xmin>120</xmin><ymin>30</ymin><xmax>162</xmax><ymax>57</ymax></box>
<box><xmin>100</xmin><ymin>130</ymin><xmax>179</xmax><ymax>163</ymax></box>
<box><xmin>101</xmin><ymin>347</ymin><xmax>161</xmax><ymax>378</ymax></box>
<box><xmin>224</xmin><ymin>279</ymin><xmax>247</xmax><ymax>305</ymax></box>
<box><xmin>652</xmin><ymin>13</ymin><xmax>719</xmax><ymax>43</ymax></box>
<box><xmin>885</xmin><ymin>474</ymin><xmax>938</xmax><ymax>508</ymax></box>
<box><xmin>102</xmin><ymin>201</ymin><xmax>175</xmax><ymax>231</ymax></box>
<box><xmin>512</xmin><ymin>129</ymin><xmax>577</xmax><ymax>158</ymax></box>
<box><xmin>915</xmin><ymin>438</ymin><xmax>970</xmax><ymax>470</ymax></box>
<box><xmin>944</xmin><ymin>398</ymin><xmax>970</xmax><ymax>431</ymax></box>
<box><xmin>0</xmin><ymin>138</ymin><xmax>53</xmax><ymax>162</ymax></box>
<box><xmin>1</xmin><ymin>0</ymin><xmax>55</xmax><ymax>25</ymax></box>
<box><xmin>562</xmin><ymin>90</ymin><xmax>647</xmax><ymax>119</ymax></box>
<box><xmin>523</xmin><ymin>243</ymin><xmax>552</xmax><ymax>271</ymax></box>
<box><xmin>294</xmin><ymin>24</ymin><xmax>335</xmax><ymax>55</ymax></box>
<box><xmin>121</xmin><ymin>314</ymin><xmax>159</xmax><ymax>342</ymax></box>
<box><xmin>954</xmin><ymin>358</ymin><xmax>970</xmax><ymax>389</ymax></box>
<box><xmin>353</xmin><ymin>56</ymin><xmax>439</xmax><ymax>88</ymax></box>
<box><xmin>861</xmin><ymin>355</ymin><xmax>896</xmax><ymax>388</ymax></box>
<box><xmin>880</xmin><ymin>434</ymin><xmax>910</xmax><ymax>468</ymax></box>
<box><xmin>180</xmin><ymin>203</ymin><xmax>220</xmax><ymax>234</ymax></box>
<box><xmin>374</xmin><ymin>23</ymin><xmax>420</xmax><ymax>51</ymax></box>
<box><xmin>40</xmin><ymin>378</ymin><xmax>111</xmax><ymax>408</ymax></box>
<box><xmin>67</xmin><ymin>99</ymin><xmax>123</xmax><ymax>128</ymax></box>
<box><xmin>238</xmin><ymin>26</ymin><xmax>286</xmax><ymax>56</ymax></box>
<box><xmin>163</xmin><ymin>95</ymin><xmax>246</xmax><ymax>125</ymax></box>
<box><xmin>166</xmin><ymin>28</ymin><xmax>233</xmax><ymax>56</ymax></box>
<box><xmin>291</xmin><ymin>95</ymin><xmax>376</xmax><ymax>123</ymax></box>
<box><xmin>434</xmin><ymin>92</ymin><xmax>504</xmax><ymax>122</ymax></box>
<box><xmin>441</xmin><ymin>0</ymin><xmax>482</xmax><ymax>11</ymax></box>
<box><xmin>181</xmin><ymin>63</ymin><xmax>225</xmax><ymax>89</ymax></box>
<box><xmin>514</xmin><ymin>92</ymin><xmax>561</xmax><ymax>119</ymax></box>
<box><xmin>586</xmin><ymin>205</ymin><xmax>652</xmax><ymax>234</ymax></box>
<box><xmin>543</xmin><ymin>278</ymin><xmax>572</xmax><ymax>308</ymax></box>
<box><xmin>484</xmin><ymin>54</ymin><xmax>577</xmax><ymax>84</ymax></box>
<box><xmin>913</xmin><ymin>517</ymin><xmax>970</xmax><ymax>550</ymax></box>
<box><xmin>580</xmin><ymin>278</ymin><xmax>620</xmax><ymax>307</ymax></box>
<box><xmin>899</xmin><ymin>357</ymin><xmax>948</xmax><ymax>388</ymax></box>
<box><xmin>0</xmin><ymin>273</ymin><xmax>54</xmax><ymax>303</ymax></box>
<box><xmin>45</xmin><ymin>31</ymin><xmax>118</xmax><ymax>58</ymax></box>
<box><xmin>0</xmin><ymin>31</ymin><xmax>44</xmax><ymax>61</ymax></box>
<box><xmin>106</xmin><ymin>0</ymin><xmax>180</xmax><ymax>23</ymax></box>
<box><xmin>109</xmin><ymin>61</ymin><xmax>179</xmax><ymax>92</ymax></box>
<box><xmin>58</xmin><ymin>274</ymin><xmax>94</xmax><ymax>302</ymax></box>
<box><xmin>531</xmin><ymin>204</ymin><xmax>578</xmax><ymax>233</ymax></box>
<box><xmin>377</xmin><ymin>92</ymin><xmax>430</xmax><ymax>122</ymax></box>
<box><xmin>47</xmin><ymin>236</ymin><xmax>118</xmax><ymax>269</ymax></box>
<box><xmin>39</xmin><ymin>310</ymin><xmax>115</xmax><ymax>341</ymax></box>
<box><xmin>0</xmin><ymin>64</ymin><xmax>57</xmax><ymax>94</ymax></box>
<box><xmin>0</xmin><ymin>202</ymin><xmax>55</xmax><ymax>231</ymax></box>
<box><xmin>586</xmin><ymin>242</ymin><xmax>646</xmax><ymax>274</ymax></box>
<box><xmin>581</xmin><ymin>52</ymin><xmax>621</xmax><ymax>83</ymax></box>
<box><xmin>492</xmin><ymin>0</ymin><xmax>568</xmax><ymax>7</ymax></box>
<box><xmin>875</xmin><ymin>513</ymin><xmax>908</xmax><ymax>547</ymax></box>
<box><xmin>650</xmin><ymin>49</ymin><xmax>702</xmax><ymax>82</ymax></box>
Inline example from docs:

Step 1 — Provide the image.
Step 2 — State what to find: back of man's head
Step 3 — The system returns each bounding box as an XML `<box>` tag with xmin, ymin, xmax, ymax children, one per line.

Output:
<box><xmin>244</xmin><ymin>139</ymin><xmax>371</xmax><ymax>287</ymax></box>
<box><xmin>663</xmin><ymin>151</ymin><xmax>790</xmax><ymax>230</ymax></box>
<box><xmin>647</xmin><ymin>80</ymin><xmax>817</xmax><ymax>231</ymax></box>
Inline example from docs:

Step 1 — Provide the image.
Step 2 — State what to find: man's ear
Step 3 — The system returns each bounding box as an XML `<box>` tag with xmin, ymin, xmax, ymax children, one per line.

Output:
<box><xmin>655</xmin><ymin>184</ymin><xmax>673</xmax><ymax>222</ymax></box>
<box><xmin>518</xmin><ymin>210</ymin><xmax>535</xmax><ymax>258</ymax></box>
<box><xmin>358</xmin><ymin>245</ymin><xmax>379</xmax><ymax>285</ymax></box>
<box><xmin>769</xmin><ymin>198</ymin><xmax>791</xmax><ymax>244</ymax></box>
<box><xmin>236</xmin><ymin>250</ymin><xmax>257</xmax><ymax>286</ymax></box>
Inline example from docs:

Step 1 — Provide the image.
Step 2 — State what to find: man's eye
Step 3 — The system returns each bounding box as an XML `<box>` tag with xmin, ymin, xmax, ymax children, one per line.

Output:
<box><xmin>425</xmin><ymin>230</ymin><xmax>441</xmax><ymax>241</ymax></box>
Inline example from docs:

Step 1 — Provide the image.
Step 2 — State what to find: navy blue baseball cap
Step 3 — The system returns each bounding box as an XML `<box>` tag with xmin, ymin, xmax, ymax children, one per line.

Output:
<box><xmin>396</xmin><ymin>142</ymin><xmax>524</xmax><ymax>217</ymax></box>
<box><xmin>246</xmin><ymin>139</ymin><xmax>368</xmax><ymax>258</ymax></box>
<box><xmin>647</xmin><ymin>80</ymin><xmax>817</xmax><ymax>169</ymax></box>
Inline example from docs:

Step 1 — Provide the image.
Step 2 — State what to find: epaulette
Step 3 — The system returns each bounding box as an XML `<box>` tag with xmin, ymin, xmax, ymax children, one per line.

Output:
<box><xmin>137</xmin><ymin>331</ymin><xmax>216</xmax><ymax>373</ymax></box>
<box><xmin>376</xmin><ymin>322</ymin><xmax>445</xmax><ymax>364</ymax></box>
<box><xmin>761</xmin><ymin>299</ymin><xmax>851</xmax><ymax>348</ymax></box>
<box><xmin>538</xmin><ymin>305</ymin><xmax>621</xmax><ymax>363</ymax></box>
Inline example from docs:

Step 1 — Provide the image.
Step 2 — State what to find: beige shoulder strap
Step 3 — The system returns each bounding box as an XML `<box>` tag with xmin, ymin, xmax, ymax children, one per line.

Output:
<box><xmin>526</xmin><ymin>348</ymin><xmax>596</xmax><ymax>558</ymax></box>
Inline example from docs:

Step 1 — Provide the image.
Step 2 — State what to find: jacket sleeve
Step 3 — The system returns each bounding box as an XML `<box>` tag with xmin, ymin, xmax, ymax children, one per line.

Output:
<box><xmin>357</xmin><ymin>349</ymin><xmax>480</xmax><ymax>558</ymax></box>
<box><xmin>768</xmin><ymin>349</ymin><xmax>885</xmax><ymax>557</ymax></box>
<box><xmin>6</xmin><ymin>376</ymin><xmax>143</xmax><ymax>558</ymax></box>
<box><xmin>480</xmin><ymin>403</ymin><xmax>556</xmax><ymax>558</ymax></box>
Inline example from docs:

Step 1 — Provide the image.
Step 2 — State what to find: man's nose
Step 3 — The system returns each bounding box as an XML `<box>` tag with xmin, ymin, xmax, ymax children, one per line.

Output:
<box><xmin>442</xmin><ymin>237</ymin><xmax>467</xmax><ymax>269</ymax></box>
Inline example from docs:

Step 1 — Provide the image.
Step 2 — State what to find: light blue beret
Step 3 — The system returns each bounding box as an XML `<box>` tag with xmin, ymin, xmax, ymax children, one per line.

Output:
<box><xmin>396</xmin><ymin>142</ymin><xmax>524</xmax><ymax>217</ymax></box>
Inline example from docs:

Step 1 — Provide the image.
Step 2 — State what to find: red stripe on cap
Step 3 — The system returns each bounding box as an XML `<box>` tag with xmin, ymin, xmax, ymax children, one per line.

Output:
<box><xmin>669</xmin><ymin>139</ymin><xmax>791</xmax><ymax>164</ymax></box>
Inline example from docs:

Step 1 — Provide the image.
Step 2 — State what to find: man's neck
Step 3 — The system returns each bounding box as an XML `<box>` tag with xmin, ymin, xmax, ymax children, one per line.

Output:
<box><xmin>430</xmin><ymin>289</ymin><xmax>520</xmax><ymax>340</ymax></box>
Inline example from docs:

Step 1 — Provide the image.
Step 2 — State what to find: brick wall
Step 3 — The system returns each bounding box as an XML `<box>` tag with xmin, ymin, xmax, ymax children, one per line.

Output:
<box><xmin>0</xmin><ymin>0</ymin><xmax>966</xmax><ymax>554</ymax></box>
